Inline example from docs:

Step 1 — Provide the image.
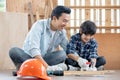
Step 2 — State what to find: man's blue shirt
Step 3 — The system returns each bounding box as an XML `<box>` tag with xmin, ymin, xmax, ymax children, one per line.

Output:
<box><xmin>23</xmin><ymin>18</ymin><xmax>68</xmax><ymax>57</ymax></box>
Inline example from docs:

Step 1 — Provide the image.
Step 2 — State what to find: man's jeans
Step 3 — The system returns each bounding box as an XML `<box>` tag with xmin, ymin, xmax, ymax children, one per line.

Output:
<box><xmin>9</xmin><ymin>47</ymin><xmax>66</xmax><ymax>70</ymax></box>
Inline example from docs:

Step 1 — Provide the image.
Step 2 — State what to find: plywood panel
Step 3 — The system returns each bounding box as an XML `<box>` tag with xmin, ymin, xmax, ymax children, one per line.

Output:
<box><xmin>0</xmin><ymin>12</ymin><xmax>28</xmax><ymax>70</ymax></box>
<box><xmin>6</xmin><ymin>0</ymin><xmax>45</xmax><ymax>15</ymax></box>
<box><xmin>95</xmin><ymin>33</ymin><xmax>120</xmax><ymax>70</ymax></box>
<box><xmin>6</xmin><ymin>0</ymin><xmax>57</xmax><ymax>15</ymax></box>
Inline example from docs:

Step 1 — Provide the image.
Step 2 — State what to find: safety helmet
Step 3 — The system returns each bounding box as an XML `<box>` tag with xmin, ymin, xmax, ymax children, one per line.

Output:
<box><xmin>17</xmin><ymin>59</ymin><xmax>51</xmax><ymax>80</ymax></box>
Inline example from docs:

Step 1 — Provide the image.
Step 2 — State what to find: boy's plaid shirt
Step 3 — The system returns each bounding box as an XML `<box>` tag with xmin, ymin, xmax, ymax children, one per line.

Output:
<box><xmin>66</xmin><ymin>33</ymin><xmax>98</xmax><ymax>59</ymax></box>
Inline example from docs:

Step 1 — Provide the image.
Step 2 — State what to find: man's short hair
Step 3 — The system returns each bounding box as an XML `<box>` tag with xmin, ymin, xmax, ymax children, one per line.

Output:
<box><xmin>51</xmin><ymin>6</ymin><xmax>71</xmax><ymax>20</ymax></box>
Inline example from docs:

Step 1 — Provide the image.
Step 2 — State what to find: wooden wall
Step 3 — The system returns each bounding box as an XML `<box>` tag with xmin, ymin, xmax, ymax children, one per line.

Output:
<box><xmin>6</xmin><ymin>0</ymin><xmax>57</xmax><ymax>29</ymax></box>
<box><xmin>6</xmin><ymin>0</ymin><xmax>57</xmax><ymax>15</ymax></box>
<box><xmin>95</xmin><ymin>33</ymin><xmax>120</xmax><ymax>70</ymax></box>
<box><xmin>0</xmin><ymin>12</ymin><xmax>28</xmax><ymax>70</ymax></box>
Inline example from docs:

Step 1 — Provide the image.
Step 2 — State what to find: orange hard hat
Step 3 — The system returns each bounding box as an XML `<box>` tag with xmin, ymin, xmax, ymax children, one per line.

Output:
<box><xmin>17</xmin><ymin>59</ymin><xmax>51</xmax><ymax>80</ymax></box>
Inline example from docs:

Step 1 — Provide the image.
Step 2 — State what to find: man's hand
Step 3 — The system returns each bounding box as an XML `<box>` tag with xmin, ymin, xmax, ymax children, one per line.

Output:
<box><xmin>77</xmin><ymin>57</ymin><xmax>88</xmax><ymax>67</ymax></box>
<box><xmin>34</xmin><ymin>55</ymin><xmax>48</xmax><ymax>69</ymax></box>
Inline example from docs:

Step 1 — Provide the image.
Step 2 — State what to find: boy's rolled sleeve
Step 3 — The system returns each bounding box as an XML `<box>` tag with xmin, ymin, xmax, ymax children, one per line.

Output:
<box><xmin>88</xmin><ymin>41</ymin><xmax>98</xmax><ymax>59</ymax></box>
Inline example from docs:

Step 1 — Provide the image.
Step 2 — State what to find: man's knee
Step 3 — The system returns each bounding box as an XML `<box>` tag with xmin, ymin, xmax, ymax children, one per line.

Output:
<box><xmin>9</xmin><ymin>47</ymin><xmax>19</xmax><ymax>58</ymax></box>
<box><xmin>57</xmin><ymin>50</ymin><xmax>67</xmax><ymax>60</ymax></box>
<box><xmin>45</xmin><ymin>50</ymin><xmax>66</xmax><ymax>65</ymax></box>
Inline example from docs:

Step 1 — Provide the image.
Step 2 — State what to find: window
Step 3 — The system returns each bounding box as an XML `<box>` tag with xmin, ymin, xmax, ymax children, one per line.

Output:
<box><xmin>57</xmin><ymin>0</ymin><xmax>120</xmax><ymax>38</ymax></box>
<box><xmin>0</xmin><ymin>0</ymin><xmax>6</xmax><ymax>12</ymax></box>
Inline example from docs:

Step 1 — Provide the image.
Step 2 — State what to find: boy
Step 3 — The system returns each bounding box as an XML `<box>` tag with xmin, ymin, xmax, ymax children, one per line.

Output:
<box><xmin>65</xmin><ymin>20</ymin><xmax>106</xmax><ymax>71</ymax></box>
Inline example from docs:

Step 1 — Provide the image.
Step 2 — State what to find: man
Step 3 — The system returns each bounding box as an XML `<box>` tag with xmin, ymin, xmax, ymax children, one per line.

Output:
<box><xmin>65</xmin><ymin>20</ymin><xmax>106</xmax><ymax>71</ymax></box>
<box><xmin>9</xmin><ymin>6</ymin><xmax>71</xmax><ymax>71</ymax></box>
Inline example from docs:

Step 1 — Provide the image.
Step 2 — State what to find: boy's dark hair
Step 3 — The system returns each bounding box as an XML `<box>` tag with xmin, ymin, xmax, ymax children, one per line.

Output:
<box><xmin>80</xmin><ymin>20</ymin><xmax>97</xmax><ymax>35</ymax></box>
<box><xmin>51</xmin><ymin>5</ymin><xmax>71</xmax><ymax>20</ymax></box>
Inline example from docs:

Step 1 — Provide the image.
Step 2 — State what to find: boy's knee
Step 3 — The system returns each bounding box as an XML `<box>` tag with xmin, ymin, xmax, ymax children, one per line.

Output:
<box><xmin>99</xmin><ymin>56</ymin><xmax>106</xmax><ymax>65</ymax></box>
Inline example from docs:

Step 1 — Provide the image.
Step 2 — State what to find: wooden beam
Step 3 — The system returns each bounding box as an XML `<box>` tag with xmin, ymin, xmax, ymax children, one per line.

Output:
<box><xmin>85</xmin><ymin>0</ymin><xmax>90</xmax><ymax>20</ymax></box>
<box><xmin>105</xmin><ymin>0</ymin><xmax>111</xmax><ymax>33</ymax></box>
<box><xmin>64</xmin><ymin>70</ymin><xmax>115</xmax><ymax>75</ymax></box>
<box><xmin>69</xmin><ymin>6</ymin><xmax>120</xmax><ymax>9</ymax></box>
<box><xmin>28</xmin><ymin>2</ymin><xmax>35</xmax><ymax>26</ymax></box>
<box><xmin>65</xmin><ymin>26</ymin><xmax>120</xmax><ymax>29</ymax></box>
<box><xmin>64</xmin><ymin>0</ymin><xmax>71</xmax><ymax>39</ymax></box>
<box><xmin>47</xmin><ymin>70</ymin><xmax>115</xmax><ymax>76</ymax></box>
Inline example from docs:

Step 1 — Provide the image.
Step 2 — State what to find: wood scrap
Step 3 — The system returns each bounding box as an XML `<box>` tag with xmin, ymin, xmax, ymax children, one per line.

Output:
<box><xmin>64</xmin><ymin>70</ymin><xmax>115</xmax><ymax>76</ymax></box>
<box><xmin>47</xmin><ymin>70</ymin><xmax>115</xmax><ymax>76</ymax></box>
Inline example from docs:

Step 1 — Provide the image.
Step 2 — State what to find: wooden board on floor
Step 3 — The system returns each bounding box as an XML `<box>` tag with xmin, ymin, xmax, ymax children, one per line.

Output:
<box><xmin>0</xmin><ymin>70</ymin><xmax>120</xmax><ymax>80</ymax></box>
<box><xmin>64</xmin><ymin>70</ymin><xmax>115</xmax><ymax>75</ymax></box>
<box><xmin>0</xmin><ymin>12</ymin><xmax>28</xmax><ymax>70</ymax></box>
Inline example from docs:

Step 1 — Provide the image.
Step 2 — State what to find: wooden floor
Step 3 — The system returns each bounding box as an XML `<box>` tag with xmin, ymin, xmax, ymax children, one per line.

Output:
<box><xmin>0</xmin><ymin>69</ymin><xmax>120</xmax><ymax>80</ymax></box>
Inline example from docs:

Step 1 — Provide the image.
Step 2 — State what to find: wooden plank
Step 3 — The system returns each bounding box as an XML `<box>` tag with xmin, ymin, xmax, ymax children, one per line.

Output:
<box><xmin>65</xmin><ymin>26</ymin><xmax>120</xmax><ymax>30</ymax></box>
<box><xmin>64</xmin><ymin>0</ymin><xmax>71</xmax><ymax>40</ymax></box>
<box><xmin>0</xmin><ymin>12</ymin><xmax>28</xmax><ymax>70</ymax></box>
<box><xmin>64</xmin><ymin>70</ymin><xmax>115</xmax><ymax>75</ymax></box>
<box><xmin>74</xmin><ymin>0</ymin><xmax>77</xmax><ymax>33</ymax></box>
<box><xmin>48</xmin><ymin>70</ymin><xmax>115</xmax><ymax>76</ymax></box>
<box><xmin>94</xmin><ymin>0</ymin><xmax>96</xmax><ymax>23</ymax></box>
<box><xmin>85</xmin><ymin>0</ymin><xmax>90</xmax><ymax>20</ymax></box>
<box><xmin>28</xmin><ymin>2</ymin><xmax>35</xmax><ymax>26</ymax></box>
<box><xmin>65</xmin><ymin>26</ymin><xmax>120</xmax><ymax>34</ymax></box>
<box><xmin>47</xmin><ymin>0</ymin><xmax>54</xmax><ymax>18</ymax></box>
<box><xmin>6</xmin><ymin>0</ymin><xmax>46</xmax><ymax>15</ymax></box>
<box><xmin>99</xmin><ymin>0</ymin><xmax>102</xmax><ymax>26</ymax></box>
<box><xmin>113</xmin><ymin>0</ymin><xmax>117</xmax><ymax>33</ymax></box>
<box><xmin>44</xmin><ymin>0</ymin><xmax>54</xmax><ymax>19</ymax></box>
<box><xmin>52</xmin><ymin>0</ymin><xmax>57</xmax><ymax>8</ymax></box>
<box><xmin>99</xmin><ymin>0</ymin><xmax>102</xmax><ymax>33</ymax></box>
<box><xmin>105</xmin><ymin>0</ymin><xmax>111</xmax><ymax>33</ymax></box>
<box><xmin>50</xmin><ymin>0</ymin><xmax>53</xmax><ymax>10</ymax></box>
<box><xmin>69</xmin><ymin>6</ymin><xmax>120</xmax><ymax>9</ymax></box>
<box><xmin>79</xmin><ymin>0</ymin><xmax>82</xmax><ymax>24</ymax></box>
<box><xmin>105</xmin><ymin>0</ymin><xmax>111</xmax><ymax>6</ymax></box>
<box><xmin>64</xmin><ymin>0</ymin><xmax>70</xmax><ymax>7</ymax></box>
<box><xmin>35</xmin><ymin>6</ymin><xmax>40</xmax><ymax>21</ymax></box>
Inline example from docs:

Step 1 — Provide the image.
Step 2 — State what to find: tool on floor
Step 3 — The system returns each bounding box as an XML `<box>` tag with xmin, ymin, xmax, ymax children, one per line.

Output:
<box><xmin>12</xmin><ymin>71</ymin><xmax>17</xmax><ymax>76</ymax></box>
<box><xmin>91</xmin><ymin>59</ymin><xmax>94</xmax><ymax>68</ymax></box>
